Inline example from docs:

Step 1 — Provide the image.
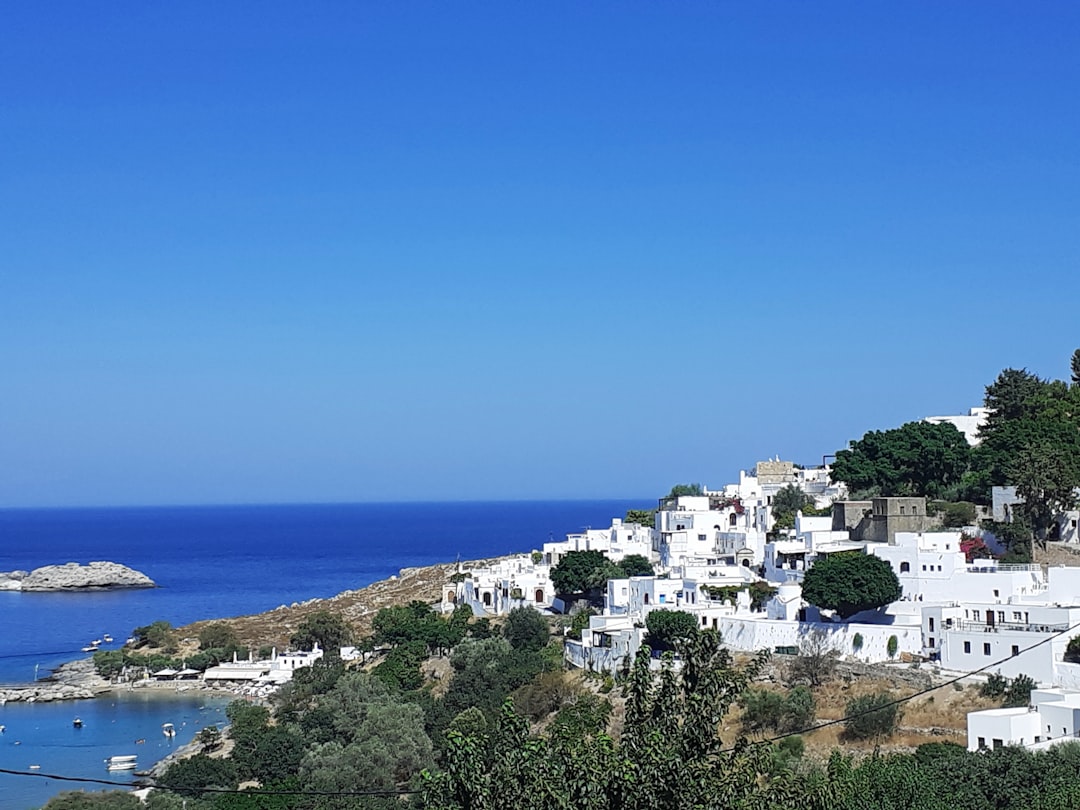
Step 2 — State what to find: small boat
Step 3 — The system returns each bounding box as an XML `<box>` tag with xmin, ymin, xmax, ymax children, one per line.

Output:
<box><xmin>106</xmin><ymin>755</ymin><xmax>137</xmax><ymax>765</ymax></box>
<box><xmin>29</xmin><ymin>765</ymin><xmax>41</xmax><ymax>770</ymax></box>
<box><xmin>106</xmin><ymin>761</ymin><xmax>137</xmax><ymax>771</ymax></box>
<box><xmin>162</xmin><ymin>723</ymin><xmax>176</xmax><ymax>738</ymax></box>
<box><xmin>82</xmin><ymin>643</ymin><xmax>99</xmax><ymax>653</ymax></box>
<box><xmin>91</xmin><ymin>639</ymin><xmax>102</xmax><ymax>646</ymax></box>
<box><xmin>73</xmin><ymin>718</ymin><xmax>83</xmax><ymax>728</ymax></box>
<box><xmin>103</xmin><ymin>634</ymin><xmax>113</xmax><ymax>642</ymax></box>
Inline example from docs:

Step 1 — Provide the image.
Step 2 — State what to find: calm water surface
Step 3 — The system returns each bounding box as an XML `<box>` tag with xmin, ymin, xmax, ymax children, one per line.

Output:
<box><xmin>0</xmin><ymin>500</ymin><xmax>643</xmax><ymax>807</ymax></box>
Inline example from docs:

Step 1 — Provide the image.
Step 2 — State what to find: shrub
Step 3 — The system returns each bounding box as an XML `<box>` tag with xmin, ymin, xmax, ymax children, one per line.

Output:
<box><xmin>843</xmin><ymin>692</ymin><xmax>900</xmax><ymax>740</ymax></box>
<box><xmin>514</xmin><ymin>671</ymin><xmax>584</xmax><ymax>721</ymax></box>
<box><xmin>852</xmin><ymin>633</ymin><xmax>864</xmax><ymax>652</ymax></box>
<box><xmin>531</xmin><ymin>551</ymin><xmax>544</xmax><ymax>565</ymax></box>
<box><xmin>981</xmin><ymin>672</ymin><xmax>1008</xmax><ymax>699</ymax></box>
<box><xmin>503</xmin><ymin>607</ymin><xmax>550</xmax><ymax>652</ymax></box>
<box><xmin>887</xmin><ymin>635</ymin><xmax>899</xmax><ymax>659</ymax></box>
<box><xmin>1004</xmin><ymin>673</ymin><xmax>1036</xmax><ymax>707</ymax></box>
<box><xmin>644</xmin><ymin>609</ymin><xmax>699</xmax><ymax>651</ymax></box>
<box><xmin>788</xmin><ymin>629</ymin><xmax>838</xmax><ymax>687</ymax></box>
<box><xmin>1065</xmin><ymin>636</ymin><xmax>1080</xmax><ymax>664</ymax></box>
<box><xmin>740</xmin><ymin>686</ymin><xmax>814</xmax><ymax>734</ymax></box>
<box><xmin>198</xmin><ymin>622</ymin><xmax>239</xmax><ymax>651</ymax></box>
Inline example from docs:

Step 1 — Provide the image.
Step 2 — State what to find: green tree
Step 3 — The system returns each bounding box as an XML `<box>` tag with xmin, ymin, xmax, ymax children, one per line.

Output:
<box><xmin>831</xmin><ymin>421</ymin><xmax>972</xmax><ymax>498</ymax></box>
<box><xmin>158</xmin><ymin>754</ymin><xmax>239</xmax><ymax>797</ymax></box>
<box><xmin>801</xmin><ymin>552</ymin><xmax>902</xmax><ymax>619</ymax></box>
<box><xmin>1072</xmin><ymin>348</ymin><xmax>1080</xmax><ymax>387</ymax></box>
<box><xmin>131</xmin><ymin>620</ymin><xmax>177</xmax><ymax>652</ymax></box>
<box><xmin>290</xmin><ymin>609</ymin><xmax>353</xmax><ymax>653</ymax></box>
<box><xmin>548</xmin><ymin>550</ymin><xmax>620</xmax><ymax>600</ymax></box>
<box><xmin>195</xmin><ymin>724</ymin><xmax>222</xmax><ymax>751</ymax></box>
<box><xmin>197</xmin><ymin>622</ymin><xmax>239</xmax><ymax>651</ymax></box>
<box><xmin>502</xmin><ymin>606</ymin><xmax>550</xmax><ymax>652</ymax></box>
<box><xmin>616</xmin><ymin>553</ymin><xmax>654</xmax><ymax>577</ymax></box>
<box><xmin>624</xmin><ymin>508</ymin><xmax>656</xmax><ymax>528</ymax></box>
<box><xmin>1011</xmin><ymin>440</ymin><xmax>1080</xmax><ymax>547</ymax></box>
<box><xmin>843</xmin><ymin>692</ymin><xmax>900</xmax><ymax>740</ymax></box>
<box><xmin>423</xmin><ymin>631</ymin><xmax>785</xmax><ymax>810</ymax></box>
<box><xmin>43</xmin><ymin>793</ymin><xmax>143</xmax><ymax>810</ymax></box>
<box><xmin>771</xmin><ymin>484</ymin><xmax>814</xmax><ymax>530</ymax></box>
<box><xmin>295</xmin><ymin>670</ymin><xmax>434</xmax><ymax>790</ymax></box>
<box><xmin>1004</xmin><ymin>673</ymin><xmax>1037</xmax><ymax>708</ymax></box>
<box><xmin>667</xmin><ymin>483</ymin><xmax>704</xmax><ymax>497</ymax></box>
<box><xmin>644</xmin><ymin>608</ymin><xmax>699</xmax><ymax>650</ymax></box>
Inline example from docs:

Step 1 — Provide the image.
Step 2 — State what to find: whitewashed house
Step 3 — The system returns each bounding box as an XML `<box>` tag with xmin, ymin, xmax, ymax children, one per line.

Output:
<box><xmin>968</xmin><ymin>688</ymin><xmax>1080</xmax><ymax>751</ymax></box>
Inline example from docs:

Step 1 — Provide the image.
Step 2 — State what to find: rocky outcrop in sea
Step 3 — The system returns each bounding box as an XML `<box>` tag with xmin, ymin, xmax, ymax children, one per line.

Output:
<box><xmin>0</xmin><ymin>660</ymin><xmax>109</xmax><ymax>703</ymax></box>
<box><xmin>0</xmin><ymin>561</ymin><xmax>156</xmax><ymax>591</ymax></box>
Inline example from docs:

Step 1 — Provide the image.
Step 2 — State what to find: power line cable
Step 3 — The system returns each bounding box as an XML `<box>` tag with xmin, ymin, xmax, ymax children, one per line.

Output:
<box><xmin>6</xmin><ymin>619</ymin><xmax>1080</xmax><ymax>796</ymax></box>
<box><xmin>740</xmin><ymin>618</ymin><xmax>1080</xmax><ymax>750</ymax></box>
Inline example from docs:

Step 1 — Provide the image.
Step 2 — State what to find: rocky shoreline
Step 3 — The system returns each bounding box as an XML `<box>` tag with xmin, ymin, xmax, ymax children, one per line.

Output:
<box><xmin>0</xmin><ymin>659</ymin><xmax>109</xmax><ymax>703</ymax></box>
<box><xmin>0</xmin><ymin>556</ymin><xmax>508</xmax><ymax>703</ymax></box>
<box><xmin>0</xmin><ymin>561</ymin><xmax>156</xmax><ymax>591</ymax></box>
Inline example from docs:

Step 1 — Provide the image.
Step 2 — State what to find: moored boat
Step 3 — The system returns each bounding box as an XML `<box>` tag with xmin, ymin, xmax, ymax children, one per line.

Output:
<box><xmin>162</xmin><ymin>722</ymin><xmax>176</xmax><ymax>738</ymax></box>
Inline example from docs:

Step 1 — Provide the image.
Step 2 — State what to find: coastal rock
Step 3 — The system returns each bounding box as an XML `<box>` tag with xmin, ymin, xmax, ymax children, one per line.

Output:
<box><xmin>10</xmin><ymin>561</ymin><xmax>156</xmax><ymax>592</ymax></box>
<box><xmin>0</xmin><ymin>570</ymin><xmax>28</xmax><ymax>591</ymax></box>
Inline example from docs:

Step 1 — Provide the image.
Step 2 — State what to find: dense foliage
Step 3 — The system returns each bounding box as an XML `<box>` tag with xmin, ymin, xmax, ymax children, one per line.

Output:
<box><xmin>643</xmin><ymin>608</ymin><xmax>700</xmax><ymax>650</ymax></box>
<box><xmin>549</xmin><ymin>551</ymin><xmax>655</xmax><ymax>600</ymax></box>
<box><xmin>623</xmin><ymin>508</ymin><xmax>656</xmax><ymax>528</ymax></box>
<box><xmin>289</xmin><ymin>609</ymin><xmax>353</xmax><ymax>653</ymax></box>
<box><xmin>801</xmin><ymin>552</ymin><xmax>902</xmax><ymax>619</ymax></box>
<box><xmin>829</xmin><ymin>351</ymin><xmax>1080</xmax><ymax>555</ymax></box>
<box><xmin>831</xmin><ymin>420</ymin><xmax>972</xmax><ymax>499</ymax></box>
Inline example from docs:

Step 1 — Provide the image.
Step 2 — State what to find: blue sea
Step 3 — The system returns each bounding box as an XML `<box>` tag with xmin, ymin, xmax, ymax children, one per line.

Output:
<box><xmin>0</xmin><ymin>500</ymin><xmax>640</xmax><ymax>808</ymax></box>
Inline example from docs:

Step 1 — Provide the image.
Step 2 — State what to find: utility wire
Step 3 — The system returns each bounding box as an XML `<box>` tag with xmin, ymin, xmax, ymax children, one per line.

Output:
<box><xmin>742</xmin><ymin>618</ymin><xmax>1080</xmax><ymax>749</ymax></box>
<box><xmin>5</xmin><ymin>620</ymin><xmax>1080</xmax><ymax>796</ymax></box>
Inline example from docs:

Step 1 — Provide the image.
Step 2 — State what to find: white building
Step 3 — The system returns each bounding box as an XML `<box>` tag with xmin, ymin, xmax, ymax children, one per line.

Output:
<box><xmin>968</xmin><ymin>688</ymin><xmax>1080</xmax><ymax>751</ymax></box>
<box><xmin>923</xmin><ymin>406</ymin><xmax>990</xmax><ymax>446</ymax></box>
<box><xmin>202</xmin><ymin>645</ymin><xmax>325</xmax><ymax>685</ymax></box>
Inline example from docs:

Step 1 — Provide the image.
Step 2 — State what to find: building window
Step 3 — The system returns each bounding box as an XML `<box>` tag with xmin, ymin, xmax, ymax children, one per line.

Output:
<box><xmin>922</xmin><ymin>565</ymin><xmax>927</xmax><ymax>571</ymax></box>
<box><xmin>984</xmin><ymin>643</ymin><xmax>992</xmax><ymax>656</ymax></box>
<box><xmin>698</xmin><ymin>534</ymin><xmax>706</xmax><ymax>542</ymax></box>
<box><xmin>1013</xmin><ymin>612</ymin><xmax>1022</xmax><ymax>621</ymax></box>
<box><xmin>964</xmin><ymin>641</ymin><xmax>971</xmax><ymax>654</ymax></box>
<box><xmin>994</xmin><ymin>589</ymin><xmax>1000</xmax><ymax>597</ymax></box>
<box><xmin>900</xmin><ymin>506</ymin><xmax>906</xmax><ymax>515</ymax></box>
<box><xmin>998</xmin><ymin>611</ymin><xmax>1005</xmax><ymax>622</ymax></box>
<box><xmin>929</xmin><ymin>617</ymin><xmax>935</xmax><ymax>631</ymax></box>
<box><xmin>977</xmin><ymin>737</ymin><xmax>986</xmax><ymax>749</ymax></box>
<box><xmin>929</xmin><ymin>637</ymin><xmax>935</xmax><ymax>647</ymax></box>
<box><xmin>1012</xmin><ymin>645</ymin><xmax>1019</xmax><ymax>657</ymax></box>
<box><xmin>993</xmin><ymin>739</ymin><xmax>1003</xmax><ymax>749</ymax></box>
<box><xmin>702</xmin><ymin>616</ymin><xmax>708</xmax><ymax>626</ymax></box>
<box><xmin>900</xmin><ymin>562</ymin><xmax>910</xmax><ymax>573</ymax></box>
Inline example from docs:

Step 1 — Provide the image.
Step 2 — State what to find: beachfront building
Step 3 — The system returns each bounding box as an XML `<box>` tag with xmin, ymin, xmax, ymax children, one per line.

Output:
<box><xmin>202</xmin><ymin>644</ymin><xmax>325</xmax><ymax>686</ymax></box>
<box><xmin>967</xmin><ymin>688</ymin><xmax>1080</xmax><ymax>751</ymax></box>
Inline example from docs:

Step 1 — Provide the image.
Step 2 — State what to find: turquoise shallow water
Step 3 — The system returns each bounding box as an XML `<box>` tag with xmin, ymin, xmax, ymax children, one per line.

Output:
<box><xmin>0</xmin><ymin>691</ymin><xmax>231</xmax><ymax>809</ymax></box>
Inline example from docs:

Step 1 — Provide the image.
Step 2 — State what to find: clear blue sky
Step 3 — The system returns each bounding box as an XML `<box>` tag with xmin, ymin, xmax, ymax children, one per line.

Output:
<box><xmin>2</xmin><ymin>3</ymin><xmax>1077</xmax><ymax>507</ymax></box>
